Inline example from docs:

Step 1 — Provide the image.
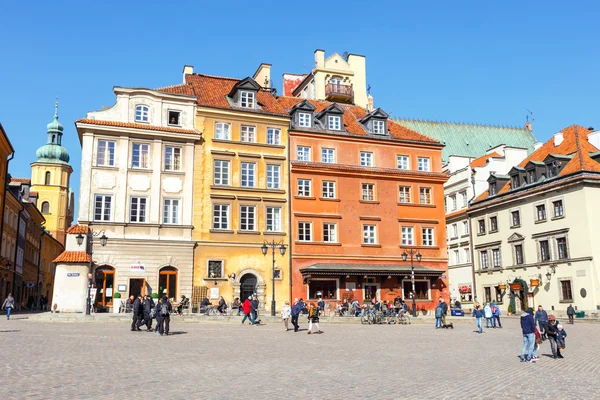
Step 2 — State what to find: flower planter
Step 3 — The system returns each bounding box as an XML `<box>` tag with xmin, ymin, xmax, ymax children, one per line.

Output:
<box><xmin>530</xmin><ymin>279</ymin><xmax>539</xmax><ymax>287</ymax></box>
<box><xmin>510</xmin><ymin>283</ymin><xmax>521</xmax><ymax>290</ymax></box>
<box><xmin>498</xmin><ymin>284</ymin><xmax>506</xmax><ymax>290</ymax></box>
<box><xmin>113</xmin><ymin>298</ymin><xmax>121</xmax><ymax>313</ymax></box>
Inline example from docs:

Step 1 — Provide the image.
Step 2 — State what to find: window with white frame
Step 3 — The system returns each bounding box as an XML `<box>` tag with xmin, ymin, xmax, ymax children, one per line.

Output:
<box><xmin>213</xmin><ymin>160</ymin><xmax>230</xmax><ymax>186</ymax></box>
<box><xmin>360</xmin><ymin>152</ymin><xmax>373</xmax><ymax>167</ymax></box>
<box><xmin>164</xmin><ymin>146</ymin><xmax>181</xmax><ymax>171</ymax></box>
<box><xmin>361</xmin><ymin>184</ymin><xmax>375</xmax><ymax>201</ymax></box>
<box><xmin>397</xmin><ymin>155</ymin><xmax>409</xmax><ymax>170</ymax></box>
<box><xmin>129</xmin><ymin>197</ymin><xmax>147</xmax><ymax>223</ymax></box>
<box><xmin>557</xmin><ymin>237</ymin><xmax>568</xmax><ymax>259</ymax></box>
<box><xmin>162</xmin><ymin>198</ymin><xmax>180</xmax><ymax>224</ymax></box>
<box><xmin>132</xmin><ymin>143</ymin><xmax>150</xmax><ymax>168</ymax></box>
<box><xmin>417</xmin><ymin>157</ymin><xmax>430</xmax><ymax>172</ymax></box>
<box><xmin>215</xmin><ymin>122</ymin><xmax>231</xmax><ymax>140</ymax></box>
<box><xmin>322</xmin><ymin>181</ymin><xmax>336</xmax><ymax>198</ymax></box>
<box><xmin>297</xmin><ymin>179</ymin><xmax>311</xmax><ymax>196</ymax></box>
<box><xmin>492</xmin><ymin>248</ymin><xmax>501</xmax><ymax>267</ymax></box>
<box><xmin>399</xmin><ymin>186</ymin><xmax>411</xmax><ymax>203</ymax></box>
<box><xmin>363</xmin><ymin>225</ymin><xmax>376</xmax><ymax>244</ymax></box>
<box><xmin>266</xmin><ymin>165</ymin><xmax>280</xmax><ymax>189</ymax></box>
<box><xmin>460</xmin><ymin>191</ymin><xmax>468</xmax><ymax>208</ymax></box>
<box><xmin>267</xmin><ymin>128</ymin><xmax>281</xmax><ymax>145</ymax></box>
<box><xmin>94</xmin><ymin>195</ymin><xmax>112</xmax><ymax>221</ymax></box>
<box><xmin>207</xmin><ymin>260</ymin><xmax>224</xmax><ymax>279</ymax></box>
<box><xmin>135</xmin><ymin>105</ymin><xmax>149</xmax><ymax>122</ymax></box>
<box><xmin>212</xmin><ymin>204</ymin><xmax>229</xmax><ymax>230</ymax></box>
<box><xmin>401</xmin><ymin>226</ymin><xmax>414</xmax><ymax>245</ymax></box>
<box><xmin>539</xmin><ymin>240</ymin><xmax>551</xmax><ymax>262</ymax></box>
<box><xmin>266</xmin><ymin>207</ymin><xmax>281</xmax><ymax>232</ymax></box>
<box><xmin>511</xmin><ymin>210</ymin><xmax>521</xmax><ymax>227</ymax></box>
<box><xmin>297</xmin><ymin>146</ymin><xmax>311</xmax><ymax>161</ymax></box>
<box><xmin>241</xmin><ymin>126</ymin><xmax>256</xmax><ymax>143</ymax></box>
<box><xmin>240</xmin><ymin>91</ymin><xmax>255</xmax><ymax>108</ymax></box>
<box><xmin>240</xmin><ymin>205</ymin><xmax>256</xmax><ymax>231</ymax></box>
<box><xmin>168</xmin><ymin>110</ymin><xmax>180</xmax><ymax>126</ymax></box>
<box><xmin>452</xmin><ymin>224</ymin><xmax>458</xmax><ymax>238</ymax></box>
<box><xmin>96</xmin><ymin>140</ymin><xmax>115</xmax><ymax>166</ymax></box>
<box><xmin>422</xmin><ymin>228</ymin><xmax>434</xmax><ymax>246</ymax></box>
<box><xmin>454</xmin><ymin>250</ymin><xmax>460</xmax><ymax>265</ymax></box>
<box><xmin>323</xmin><ymin>223</ymin><xmax>337</xmax><ymax>243</ymax></box>
<box><xmin>560</xmin><ymin>280</ymin><xmax>573</xmax><ymax>301</ymax></box>
<box><xmin>553</xmin><ymin>200</ymin><xmax>564</xmax><ymax>218</ymax></box>
<box><xmin>450</xmin><ymin>195</ymin><xmax>457</xmax><ymax>211</ymax></box>
<box><xmin>463</xmin><ymin>221</ymin><xmax>469</xmax><ymax>235</ymax></box>
<box><xmin>241</xmin><ymin>162</ymin><xmax>256</xmax><ymax>187</ymax></box>
<box><xmin>321</xmin><ymin>148</ymin><xmax>335</xmax><ymax>163</ymax></box>
<box><xmin>299</xmin><ymin>112</ymin><xmax>311</xmax><ymax>128</ymax></box>
<box><xmin>514</xmin><ymin>244</ymin><xmax>524</xmax><ymax>265</ymax></box>
<box><xmin>536</xmin><ymin>204</ymin><xmax>547</xmax><ymax>222</ymax></box>
<box><xmin>419</xmin><ymin>188</ymin><xmax>432</xmax><ymax>204</ymax></box>
<box><xmin>480</xmin><ymin>250</ymin><xmax>489</xmax><ymax>269</ymax></box>
<box><xmin>328</xmin><ymin>115</ymin><xmax>341</xmax><ymax>130</ymax></box>
<box><xmin>464</xmin><ymin>248</ymin><xmax>471</xmax><ymax>263</ymax></box>
<box><xmin>298</xmin><ymin>222</ymin><xmax>312</xmax><ymax>241</ymax></box>
<box><xmin>373</xmin><ymin>120</ymin><xmax>385</xmax><ymax>134</ymax></box>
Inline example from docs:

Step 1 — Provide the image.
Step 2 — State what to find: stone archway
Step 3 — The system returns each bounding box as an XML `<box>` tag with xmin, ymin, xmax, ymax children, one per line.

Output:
<box><xmin>233</xmin><ymin>268</ymin><xmax>266</xmax><ymax>311</ymax></box>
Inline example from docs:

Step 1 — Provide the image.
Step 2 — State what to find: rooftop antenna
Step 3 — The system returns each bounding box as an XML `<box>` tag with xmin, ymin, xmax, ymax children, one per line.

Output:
<box><xmin>367</xmin><ymin>84</ymin><xmax>372</xmax><ymax>95</ymax></box>
<box><xmin>525</xmin><ymin>109</ymin><xmax>535</xmax><ymax>123</ymax></box>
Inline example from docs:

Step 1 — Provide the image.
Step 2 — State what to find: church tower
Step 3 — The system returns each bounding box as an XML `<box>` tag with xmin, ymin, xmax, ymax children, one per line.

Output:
<box><xmin>30</xmin><ymin>103</ymin><xmax>73</xmax><ymax>245</ymax></box>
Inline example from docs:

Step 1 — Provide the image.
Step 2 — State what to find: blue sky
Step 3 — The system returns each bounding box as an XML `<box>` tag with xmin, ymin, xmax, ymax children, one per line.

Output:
<box><xmin>1</xmin><ymin>0</ymin><xmax>598</xmax><ymax>215</ymax></box>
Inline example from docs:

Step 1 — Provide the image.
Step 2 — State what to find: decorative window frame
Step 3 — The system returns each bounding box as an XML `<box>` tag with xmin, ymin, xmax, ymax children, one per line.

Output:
<box><xmin>488</xmin><ymin>213</ymin><xmax>499</xmax><ymax>233</ymax></box>
<box><xmin>206</xmin><ymin>259</ymin><xmax>225</xmax><ymax>280</ymax></box>
<box><xmin>509</xmin><ymin>207</ymin><xmax>521</xmax><ymax>228</ymax></box>
<box><xmin>550</xmin><ymin>196</ymin><xmax>566</xmax><ymax>220</ymax></box>
<box><xmin>533</xmin><ymin>200</ymin><xmax>547</xmax><ymax>223</ymax></box>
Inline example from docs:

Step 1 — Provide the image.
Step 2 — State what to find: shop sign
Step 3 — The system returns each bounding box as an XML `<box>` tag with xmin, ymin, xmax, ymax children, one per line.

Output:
<box><xmin>26</xmin><ymin>282</ymin><xmax>36</xmax><ymax>288</ymax></box>
<box><xmin>130</xmin><ymin>264</ymin><xmax>145</xmax><ymax>273</ymax></box>
<box><xmin>67</xmin><ymin>273</ymin><xmax>80</xmax><ymax>277</ymax></box>
<box><xmin>117</xmin><ymin>284</ymin><xmax>127</xmax><ymax>292</ymax></box>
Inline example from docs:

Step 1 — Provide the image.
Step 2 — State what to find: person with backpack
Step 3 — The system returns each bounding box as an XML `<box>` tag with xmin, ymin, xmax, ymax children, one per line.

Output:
<box><xmin>440</xmin><ymin>297</ymin><xmax>448</xmax><ymax>326</ymax></box>
<box><xmin>250</xmin><ymin>296</ymin><xmax>259</xmax><ymax>325</ymax></box>
<box><xmin>435</xmin><ymin>302</ymin><xmax>443</xmax><ymax>328</ymax></box>
<box><xmin>241</xmin><ymin>296</ymin><xmax>253</xmax><ymax>325</ymax></box>
<box><xmin>492</xmin><ymin>301</ymin><xmax>502</xmax><ymax>328</ymax></box>
<box><xmin>154</xmin><ymin>298</ymin><xmax>163</xmax><ymax>335</ymax></box>
<box><xmin>2</xmin><ymin>293</ymin><xmax>15</xmax><ymax>320</ymax></box>
<box><xmin>520</xmin><ymin>307</ymin><xmax>536</xmax><ymax>362</ymax></box>
<box><xmin>142</xmin><ymin>295</ymin><xmax>155</xmax><ymax>331</ymax></box>
<box><xmin>131</xmin><ymin>295</ymin><xmax>143</xmax><ymax>332</ymax></box>
<box><xmin>545</xmin><ymin>315</ymin><xmax>562</xmax><ymax>359</ymax></box>
<box><xmin>155</xmin><ymin>296</ymin><xmax>172</xmax><ymax>336</ymax></box>
<box><xmin>307</xmin><ymin>303</ymin><xmax>322</xmax><ymax>334</ymax></box>
<box><xmin>472</xmin><ymin>302</ymin><xmax>484</xmax><ymax>334</ymax></box>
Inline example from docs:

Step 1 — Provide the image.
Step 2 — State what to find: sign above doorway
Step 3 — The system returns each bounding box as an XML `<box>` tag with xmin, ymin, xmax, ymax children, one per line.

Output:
<box><xmin>130</xmin><ymin>264</ymin><xmax>145</xmax><ymax>273</ymax></box>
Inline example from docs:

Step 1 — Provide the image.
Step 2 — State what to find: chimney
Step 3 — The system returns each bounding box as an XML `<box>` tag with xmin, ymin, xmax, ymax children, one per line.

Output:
<box><xmin>252</xmin><ymin>63</ymin><xmax>272</xmax><ymax>89</ymax></box>
<box><xmin>367</xmin><ymin>94</ymin><xmax>374</xmax><ymax>112</ymax></box>
<box><xmin>182</xmin><ymin>65</ymin><xmax>194</xmax><ymax>84</ymax></box>
<box><xmin>314</xmin><ymin>49</ymin><xmax>325</xmax><ymax>68</ymax></box>
<box><xmin>553</xmin><ymin>131</ymin><xmax>564</xmax><ymax>147</ymax></box>
<box><xmin>534</xmin><ymin>141</ymin><xmax>543</xmax><ymax>150</ymax></box>
<box><xmin>524</xmin><ymin>121</ymin><xmax>532</xmax><ymax>132</ymax></box>
<box><xmin>588</xmin><ymin>129</ymin><xmax>600</xmax><ymax>150</ymax></box>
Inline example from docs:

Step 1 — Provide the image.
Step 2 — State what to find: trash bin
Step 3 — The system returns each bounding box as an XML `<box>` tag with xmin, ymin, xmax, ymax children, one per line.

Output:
<box><xmin>575</xmin><ymin>311</ymin><xmax>585</xmax><ymax>318</ymax></box>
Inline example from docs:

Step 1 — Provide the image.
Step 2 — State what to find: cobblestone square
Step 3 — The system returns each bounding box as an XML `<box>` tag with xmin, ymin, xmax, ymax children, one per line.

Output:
<box><xmin>1</xmin><ymin>316</ymin><xmax>599</xmax><ymax>399</ymax></box>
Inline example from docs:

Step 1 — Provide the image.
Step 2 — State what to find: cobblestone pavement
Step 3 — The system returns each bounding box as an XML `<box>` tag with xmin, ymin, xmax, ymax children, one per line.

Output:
<box><xmin>1</xmin><ymin>315</ymin><xmax>600</xmax><ymax>399</ymax></box>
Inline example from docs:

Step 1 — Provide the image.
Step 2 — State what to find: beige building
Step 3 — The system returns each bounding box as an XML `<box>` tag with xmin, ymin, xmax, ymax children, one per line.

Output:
<box><xmin>469</xmin><ymin>125</ymin><xmax>600</xmax><ymax>316</ymax></box>
<box><xmin>53</xmin><ymin>87</ymin><xmax>201</xmax><ymax>312</ymax></box>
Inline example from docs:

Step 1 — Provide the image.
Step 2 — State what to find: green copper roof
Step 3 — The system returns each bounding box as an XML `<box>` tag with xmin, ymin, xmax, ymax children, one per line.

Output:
<box><xmin>394</xmin><ymin>119</ymin><xmax>537</xmax><ymax>163</ymax></box>
<box><xmin>36</xmin><ymin>102</ymin><xmax>70</xmax><ymax>165</ymax></box>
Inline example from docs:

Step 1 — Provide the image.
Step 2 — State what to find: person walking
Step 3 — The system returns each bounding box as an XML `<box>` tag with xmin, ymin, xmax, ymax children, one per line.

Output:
<box><xmin>154</xmin><ymin>297</ymin><xmax>163</xmax><ymax>335</ymax></box>
<box><xmin>2</xmin><ymin>293</ymin><xmax>15</xmax><ymax>320</ymax></box>
<box><xmin>545</xmin><ymin>315</ymin><xmax>562</xmax><ymax>359</ymax></box>
<box><xmin>440</xmin><ymin>297</ymin><xmax>448</xmax><ymax>326</ymax></box>
<box><xmin>250</xmin><ymin>296</ymin><xmax>259</xmax><ymax>325</ymax></box>
<box><xmin>131</xmin><ymin>295</ymin><xmax>143</xmax><ymax>331</ymax></box>
<box><xmin>317</xmin><ymin>297</ymin><xmax>325</xmax><ymax>312</ymax></box>
<box><xmin>281</xmin><ymin>300</ymin><xmax>292</xmax><ymax>331</ymax></box>
<box><xmin>556</xmin><ymin>324</ymin><xmax>567</xmax><ymax>353</ymax></box>
<box><xmin>142</xmin><ymin>295</ymin><xmax>155</xmax><ymax>331</ymax></box>
<box><xmin>291</xmin><ymin>299</ymin><xmax>302</xmax><ymax>332</ymax></box>
<box><xmin>492</xmin><ymin>301</ymin><xmax>502</xmax><ymax>328</ymax></box>
<box><xmin>307</xmin><ymin>303</ymin><xmax>322</xmax><ymax>334</ymax></box>
<box><xmin>232</xmin><ymin>297</ymin><xmax>242</xmax><ymax>316</ymax></box>
<box><xmin>472</xmin><ymin>302</ymin><xmax>484</xmax><ymax>334</ymax></box>
<box><xmin>566</xmin><ymin>305</ymin><xmax>575</xmax><ymax>324</ymax></box>
<box><xmin>241</xmin><ymin>296</ymin><xmax>253</xmax><ymax>325</ymax></box>
<box><xmin>520</xmin><ymin>307</ymin><xmax>536</xmax><ymax>362</ymax></box>
<box><xmin>155</xmin><ymin>296</ymin><xmax>172</xmax><ymax>336</ymax></box>
<box><xmin>434</xmin><ymin>301</ymin><xmax>443</xmax><ymax>329</ymax></box>
<box><xmin>484</xmin><ymin>303</ymin><xmax>493</xmax><ymax>328</ymax></box>
<box><xmin>535</xmin><ymin>305</ymin><xmax>549</xmax><ymax>340</ymax></box>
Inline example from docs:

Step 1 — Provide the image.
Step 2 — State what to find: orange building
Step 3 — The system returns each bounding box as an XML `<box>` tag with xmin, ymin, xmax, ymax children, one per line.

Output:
<box><xmin>279</xmin><ymin>97</ymin><xmax>449</xmax><ymax>311</ymax></box>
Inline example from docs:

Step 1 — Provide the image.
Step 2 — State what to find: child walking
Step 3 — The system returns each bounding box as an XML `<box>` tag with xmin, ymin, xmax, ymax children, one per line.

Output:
<box><xmin>307</xmin><ymin>303</ymin><xmax>322</xmax><ymax>334</ymax></box>
<box><xmin>557</xmin><ymin>324</ymin><xmax>567</xmax><ymax>354</ymax></box>
<box><xmin>281</xmin><ymin>301</ymin><xmax>291</xmax><ymax>331</ymax></box>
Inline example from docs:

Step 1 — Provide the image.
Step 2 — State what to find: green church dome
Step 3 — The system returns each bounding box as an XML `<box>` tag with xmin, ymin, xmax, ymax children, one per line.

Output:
<box><xmin>36</xmin><ymin>102</ymin><xmax>70</xmax><ymax>165</ymax></box>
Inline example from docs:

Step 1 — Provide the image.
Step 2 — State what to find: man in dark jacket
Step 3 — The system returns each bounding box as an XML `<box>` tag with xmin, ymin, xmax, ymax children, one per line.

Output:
<box><xmin>520</xmin><ymin>307</ymin><xmax>536</xmax><ymax>362</ymax></box>
<box><xmin>154</xmin><ymin>296</ymin><xmax>172</xmax><ymax>336</ymax></box>
<box><xmin>545</xmin><ymin>315</ymin><xmax>562</xmax><ymax>359</ymax></box>
<box><xmin>440</xmin><ymin>297</ymin><xmax>449</xmax><ymax>326</ymax></box>
<box><xmin>535</xmin><ymin>305</ymin><xmax>548</xmax><ymax>339</ymax></box>
<box><xmin>142</xmin><ymin>295</ymin><xmax>155</xmax><ymax>331</ymax></box>
<box><xmin>250</xmin><ymin>296</ymin><xmax>259</xmax><ymax>325</ymax></box>
<box><xmin>566</xmin><ymin>305</ymin><xmax>575</xmax><ymax>324</ymax></box>
<box><xmin>291</xmin><ymin>299</ymin><xmax>302</xmax><ymax>332</ymax></box>
<box><xmin>131</xmin><ymin>296</ymin><xmax>143</xmax><ymax>331</ymax></box>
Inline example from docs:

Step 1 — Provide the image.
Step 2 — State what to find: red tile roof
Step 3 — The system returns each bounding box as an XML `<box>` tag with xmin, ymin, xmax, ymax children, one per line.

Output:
<box><xmin>53</xmin><ymin>251</ymin><xmax>90</xmax><ymax>263</ymax></box>
<box><xmin>66</xmin><ymin>224</ymin><xmax>89</xmax><ymax>234</ymax></box>
<box><xmin>29</xmin><ymin>191</ymin><xmax>38</xmax><ymax>196</ymax></box>
<box><xmin>10</xmin><ymin>178</ymin><xmax>30</xmax><ymax>183</ymax></box>
<box><xmin>446</xmin><ymin>209</ymin><xmax>467</xmax><ymax>219</ymax></box>
<box><xmin>158</xmin><ymin>74</ymin><xmax>288</xmax><ymax>116</ymax></box>
<box><xmin>77</xmin><ymin>119</ymin><xmax>200</xmax><ymax>135</ymax></box>
<box><xmin>470</xmin><ymin>152</ymin><xmax>502</xmax><ymax>169</ymax></box>
<box><xmin>277</xmin><ymin>97</ymin><xmax>439</xmax><ymax>144</ymax></box>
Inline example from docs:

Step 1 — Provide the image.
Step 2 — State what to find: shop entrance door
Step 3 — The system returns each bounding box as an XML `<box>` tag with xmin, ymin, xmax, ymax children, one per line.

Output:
<box><xmin>240</xmin><ymin>274</ymin><xmax>257</xmax><ymax>302</ymax></box>
<box><xmin>363</xmin><ymin>284</ymin><xmax>380</xmax><ymax>302</ymax></box>
<box><xmin>129</xmin><ymin>278</ymin><xmax>146</xmax><ymax>298</ymax></box>
<box><xmin>94</xmin><ymin>266</ymin><xmax>115</xmax><ymax>307</ymax></box>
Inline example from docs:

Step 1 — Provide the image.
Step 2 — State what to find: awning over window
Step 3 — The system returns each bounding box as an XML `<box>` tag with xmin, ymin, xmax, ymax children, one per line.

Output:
<box><xmin>300</xmin><ymin>263</ymin><xmax>445</xmax><ymax>280</ymax></box>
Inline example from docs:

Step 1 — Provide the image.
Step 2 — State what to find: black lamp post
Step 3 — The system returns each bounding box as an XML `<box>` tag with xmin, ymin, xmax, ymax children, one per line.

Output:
<box><xmin>261</xmin><ymin>240</ymin><xmax>287</xmax><ymax>316</ymax></box>
<box><xmin>77</xmin><ymin>229</ymin><xmax>108</xmax><ymax>315</ymax></box>
<box><xmin>402</xmin><ymin>249</ymin><xmax>422</xmax><ymax>317</ymax></box>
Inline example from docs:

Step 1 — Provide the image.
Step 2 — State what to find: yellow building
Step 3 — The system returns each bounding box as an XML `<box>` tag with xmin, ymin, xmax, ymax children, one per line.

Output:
<box><xmin>159</xmin><ymin>66</ymin><xmax>291</xmax><ymax>312</ymax></box>
<box><xmin>30</xmin><ymin>104</ymin><xmax>73</xmax><ymax>245</ymax></box>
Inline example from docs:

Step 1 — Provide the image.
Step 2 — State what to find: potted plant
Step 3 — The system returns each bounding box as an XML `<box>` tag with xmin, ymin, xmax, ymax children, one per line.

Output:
<box><xmin>420</xmin><ymin>306</ymin><xmax>428</xmax><ymax>316</ymax></box>
<box><xmin>152</xmin><ymin>292</ymin><xmax>159</xmax><ymax>300</ymax></box>
<box><xmin>507</xmin><ymin>303</ymin><xmax>513</xmax><ymax>316</ymax></box>
<box><xmin>112</xmin><ymin>292</ymin><xmax>122</xmax><ymax>314</ymax></box>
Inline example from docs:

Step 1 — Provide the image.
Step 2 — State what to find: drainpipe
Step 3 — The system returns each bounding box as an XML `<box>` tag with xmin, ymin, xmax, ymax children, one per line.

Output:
<box><xmin>287</xmin><ymin>128</ymin><xmax>293</xmax><ymax>304</ymax></box>
<box><xmin>468</xmin><ymin>170</ymin><xmax>477</xmax><ymax>302</ymax></box>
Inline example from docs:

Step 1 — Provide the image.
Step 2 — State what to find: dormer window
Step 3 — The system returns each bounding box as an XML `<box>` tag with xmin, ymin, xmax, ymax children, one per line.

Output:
<box><xmin>328</xmin><ymin>116</ymin><xmax>341</xmax><ymax>130</ymax></box>
<box><xmin>511</xmin><ymin>175</ymin><xmax>520</xmax><ymax>189</ymax></box>
<box><xmin>240</xmin><ymin>91</ymin><xmax>255</xmax><ymax>108</ymax></box>
<box><xmin>547</xmin><ymin>161</ymin><xmax>558</xmax><ymax>178</ymax></box>
<box><xmin>489</xmin><ymin>182</ymin><xmax>497</xmax><ymax>196</ymax></box>
<box><xmin>135</xmin><ymin>105</ymin><xmax>149</xmax><ymax>123</ymax></box>
<box><xmin>299</xmin><ymin>113</ymin><xmax>311</xmax><ymax>128</ymax></box>
<box><xmin>373</xmin><ymin>120</ymin><xmax>385</xmax><ymax>135</ymax></box>
<box><xmin>528</xmin><ymin>170</ymin><xmax>536</xmax><ymax>183</ymax></box>
<box><xmin>168</xmin><ymin>110</ymin><xmax>181</xmax><ymax>126</ymax></box>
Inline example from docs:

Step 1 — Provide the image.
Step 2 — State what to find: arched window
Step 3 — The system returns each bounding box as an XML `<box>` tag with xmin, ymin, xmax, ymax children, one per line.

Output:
<box><xmin>158</xmin><ymin>266</ymin><xmax>178</xmax><ymax>299</ymax></box>
<box><xmin>135</xmin><ymin>105</ymin><xmax>149</xmax><ymax>122</ymax></box>
<box><xmin>52</xmin><ymin>135</ymin><xmax>56</xmax><ymax>143</ymax></box>
<box><xmin>41</xmin><ymin>201</ymin><xmax>50</xmax><ymax>214</ymax></box>
<box><xmin>45</xmin><ymin>171</ymin><xmax>51</xmax><ymax>185</ymax></box>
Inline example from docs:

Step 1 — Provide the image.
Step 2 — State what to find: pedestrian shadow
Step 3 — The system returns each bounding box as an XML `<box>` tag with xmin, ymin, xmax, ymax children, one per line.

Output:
<box><xmin>542</xmin><ymin>353</ymin><xmax>555</xmax><ymax>358</ymax></box>
<box><xmin>168</xmin><ymin>331</ymin><xmax>187</xmax><ymax>336</ymax></box>
<box><xmin>0</xmin><ymin>330</ymin><xmax>21</xmax><ymax>333</ymax></box>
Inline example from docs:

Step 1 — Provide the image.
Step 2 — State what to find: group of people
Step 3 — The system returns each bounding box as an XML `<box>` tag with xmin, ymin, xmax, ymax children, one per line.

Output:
<box><xmin>471</xmin><ymin>301</ymin><xmax>502</xmax><ymax>332</ymax></box>
<box><xmin>129</xmin><ymin>294</ymin><xmax>172</xmax><ymax>336</ymax></box>
<box><xmin>520</xmin><ymin>305</ymin><xmax>567</xmax><ymax>362</ymax></box>
<box><xmin>280</xmin><ymin>298</ymin><xmax>322</xmax><ymax>334</ymax></box>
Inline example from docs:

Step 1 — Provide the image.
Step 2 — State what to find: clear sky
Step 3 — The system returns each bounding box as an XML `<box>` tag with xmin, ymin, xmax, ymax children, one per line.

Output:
<box><xmin>1</xmin><ymin>0</ymin><xmax>598</xmax><ymax>216</ymax></box>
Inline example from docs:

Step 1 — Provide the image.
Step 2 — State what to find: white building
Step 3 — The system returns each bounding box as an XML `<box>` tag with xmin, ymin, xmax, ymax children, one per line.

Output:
<box><xmin>53</xmin><ymin>87</ymin><xmax>201</xmax><ymax>312</ymax></box>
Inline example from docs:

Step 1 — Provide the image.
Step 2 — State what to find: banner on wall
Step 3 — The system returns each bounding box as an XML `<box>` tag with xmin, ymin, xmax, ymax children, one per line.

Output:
<box><xmin>130</xmin><ymin>264</ymin><xmax>145</xmax><ymax>273</ymax></box>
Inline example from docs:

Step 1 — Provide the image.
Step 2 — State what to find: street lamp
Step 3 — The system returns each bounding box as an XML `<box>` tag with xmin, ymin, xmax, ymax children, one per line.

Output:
<box><xmin>260</xmin><ymin>240</ymin><xmax>287</xmax><ymax>316</ymax></box>
<box><xmin>76</xmin><ymin>228</ymin><xmax>108</xmax><ymax>315</ymax></box>
<box><xmin>402</xmin><ymin>249</ymin><xmax>422</xmax><ymax>317</ymax></box>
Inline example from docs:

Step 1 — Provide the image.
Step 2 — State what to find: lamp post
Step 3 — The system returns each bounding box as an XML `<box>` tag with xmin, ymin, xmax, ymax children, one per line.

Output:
<box><xmin>261</xmin><ymin>240</ymin><xmax>287</xmax><ymax>316</ymax></box>
<box><xmin>402</xmin><ymin>249</ymin><xmax>422</xmax><ymax>317</ymax></box>
<box><xmin>76</xmin><ymin>229</ymin><xmax>108</xmax><ymax>315</ymax></box>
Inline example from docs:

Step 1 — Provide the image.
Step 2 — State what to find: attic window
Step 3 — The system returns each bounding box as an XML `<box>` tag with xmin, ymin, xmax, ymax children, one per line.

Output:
<box><xmin>489</xmin><ymin>182</ymin><xmax>497</xmax><ymax>196</ymax></box>
<box><xmin>299</xmin><ymin>113</ymin><xmax>311</xmax><ymax>128</ymax></box>
<box><xmin>328</xmin><ymin>116</ymin><xmax>341</xmax><ymax>130</ymax></box>
<box><xmin>135</xmin><ymin>105</ymin><xmax>149</xmax><ymax>122</ymax></box>
<box><xmin>373</xmin><ymin>120</ymin><xmax>385</xmax><ymax>135</ymax></box>
<box><xmin>240</xmin><ymin>91</ymin><xmax>255</xmax><ymax>108</ymax></box>
<box><xmin>511</xmin><ymin>175</ymin><xmax>520</xmax><ymax>189</ymax></box>
<box><xmin>528</xmin><ymin>170</ymin><xmax>536</xmax><ymax>183</ymax></box>
<box><xmin>547</xmin><ymin>161</ymin><xmax>558</xmax><ymax>178</ymax></box>
<box><xmin>168</xmin><ymin>111</ymin><xmax>181</xmax><ymax>126</ymax></box>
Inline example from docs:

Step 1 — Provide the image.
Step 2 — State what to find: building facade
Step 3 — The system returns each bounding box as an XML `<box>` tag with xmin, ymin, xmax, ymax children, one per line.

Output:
<box><xmin>40</xmin><ymin>231</ymin><xmax>63</xmax><ymax>306</ymax></box>
<box><xmin>55</xmin><ymin>87</ymin><xmax>201</xmax><ymax>312</ymax></box>
<box><xmin>278</xmin><ymin>96</ymin><xmax>449</xmax><ymax>311</ymax></box>
<box><xmin>0</xmin><ymin>123</ymin><xmax>15</xmax><ymax>299</ymax></box>
<box><xmin>159</xmin><ymin>68</ymin><xmax>291</xmax><ymax>311</ymax></box>
<box><xmin>1</xmin><ymin>190</ymin><xmax>21</xmax><ymax>301</ymax></box>
<box><xmin>470</xmin><ymin>125</ymin><xmax>600</xmax><ymax>315</ymax></box>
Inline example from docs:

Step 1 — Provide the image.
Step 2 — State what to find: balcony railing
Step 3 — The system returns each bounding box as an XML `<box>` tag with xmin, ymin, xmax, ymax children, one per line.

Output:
<box><xmin>325</xmin><ymin>82</ymin><xmax>353</xmax><ymax>103</ymax></box>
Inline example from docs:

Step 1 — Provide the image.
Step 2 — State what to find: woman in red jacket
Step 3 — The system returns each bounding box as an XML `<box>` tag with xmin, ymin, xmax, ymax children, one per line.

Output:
<box><xmin>241</xmin><ymin>297</ymin><xmax>253</xmax><ymax>325</ymax></box>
